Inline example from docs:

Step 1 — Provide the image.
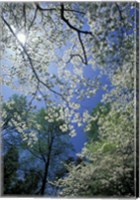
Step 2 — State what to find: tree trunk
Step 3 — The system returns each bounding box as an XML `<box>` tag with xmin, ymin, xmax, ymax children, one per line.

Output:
<box><xmin>40</xmin><ymin>137</ymin><xmax>54</xmax><ymax>195</ymax></box>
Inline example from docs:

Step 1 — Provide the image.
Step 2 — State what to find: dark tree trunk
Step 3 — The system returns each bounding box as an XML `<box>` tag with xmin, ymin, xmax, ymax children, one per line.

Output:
<box><xmin>40</xmin><ymin>137</ymin><xmax>54</xmax><ymax>195</ymax></box>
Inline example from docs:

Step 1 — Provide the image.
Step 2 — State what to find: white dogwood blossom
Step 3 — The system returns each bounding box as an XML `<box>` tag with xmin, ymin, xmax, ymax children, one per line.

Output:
<box><xmin>1</xmin><ymin>2</ymin><xmax>136</xmax><ymax>143</ymax></box>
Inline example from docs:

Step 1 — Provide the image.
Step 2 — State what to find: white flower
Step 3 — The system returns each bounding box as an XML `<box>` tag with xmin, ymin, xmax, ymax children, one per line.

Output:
<box><xmin>59</xmin><ymin>124</ymin><xmax>68</xmax><ymax>132</ymax></box>
<box><xmin>44</xmin><ymin>116</ymin><xmax>49</xmax><ymax>120</ymax></box>
<box><xmin>83</xmin><ymin>110</ymin><xmax>90</xmax><ymax>123</ymax></box>
<box><xmin>48</xmin><ymin>118</ymin><xmax>54</xmax><ymax>123</ymax></box>
<box><xmin>68</xmin><ymin>124</ymin><xmax>74</xmax><ymax>130</ymax></box>
<box><xmin>78</xmin><ymin>122</ymin><xmax>82</xmax><ymax>127</ymax></box>
<box><xmin>70</xmin><ymin>129</ymin><xmax>76</xmax><ymax>137</ymax></box>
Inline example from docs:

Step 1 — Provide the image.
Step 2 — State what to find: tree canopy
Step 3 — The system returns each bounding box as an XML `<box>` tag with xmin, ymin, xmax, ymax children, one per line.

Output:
<box><xmin>1</xmin><ymin>1</ymin><xmax>138</xmax><ymax>197</ymax></box>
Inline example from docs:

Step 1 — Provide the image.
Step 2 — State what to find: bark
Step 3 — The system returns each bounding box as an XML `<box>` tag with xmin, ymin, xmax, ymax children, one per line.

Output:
<box><xmin>40</xmin><ymin>136</ymin><xmax>54</xmax><ymax>195</ymax></box>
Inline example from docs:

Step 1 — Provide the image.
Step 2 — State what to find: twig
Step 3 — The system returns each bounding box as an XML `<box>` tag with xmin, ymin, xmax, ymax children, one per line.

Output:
<box><xmin>60</xmin><ymin>4</ymin><xmax>92</xmax><ymax>35</ymax></box>
<box><xmin>115</xmin><ymin>3</ymin><xmax>125</xmax><ymax>36</ymax></box>
<box><xmin>78</xmin><ymin>32</ymin><xmax>88</xmax><ymax>64</ymax></box>
<box><xmin>67</xmin><ymin>54</ymin><xmax>85</xmax><ymax>64</ymax></box>
<box><xmin>28</xmin><ymin>6</ymin><xmax>38</xmax><ymax>30</ymax></box>
<box><xmin>2</xmin><ymin>15</ymin><xmax>67</xmax><ymax>103</ymax></box>
<box><xmin>60</xmin><ymin>3</ymin><xmax>91</xmax><ymax>65</ymax></box>
<box><xmin>23</xmin><ymin>4</ymin><xmax>26</xmax><ymax>30</ymax></box>
<box><xmin>36</xmin><ymin>3</ymin><xmax>85</xmax><ymax>15</ymax></box>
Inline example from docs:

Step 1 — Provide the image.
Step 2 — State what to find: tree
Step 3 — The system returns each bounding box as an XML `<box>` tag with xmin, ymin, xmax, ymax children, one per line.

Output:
<box><xmin>85</xmin><ymin>103</ymin><xmax>110</xmax><ymax>142</ymax></box>
<box><xmin>57</xmin><ymin>91</ymin><xmax>134</xmax><ymax>197</ymax></box>
<box><xmin>1</xmin><ymin>2</ymin><xmax>136</xmax><ymax>138</ymax></box>
<box><xmin>3</xmin><ymin>145</ymin><xmax>19</xmax><ymax>194</ymax></box>
<box><xmin>27</xmin><ymin>108</ymin><xmax>73</xmax><ymax>195</ymax></box>
<box><xmin>1</xmin><ymin>2</ymin><xmax>137</xmax><ymax>197</ymax></box>
<box><xmin>9</xmin><ymin>168</ymin><xmax>41</xmax><ymax>195</ymax></box>
<box><xmin>2</xmin><ymin>95</ymin><xmax>73</xmax><ymax>196</ymax></box>
<box><xmin>53</xmin><ymin>3</ymin><xmax>135</xmax><ymax>197</ymax></box>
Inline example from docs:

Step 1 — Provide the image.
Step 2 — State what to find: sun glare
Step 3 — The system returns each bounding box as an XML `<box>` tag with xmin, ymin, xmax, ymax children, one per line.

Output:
<box><xmin>17</xmin><ymin>33</ymin><xmax>26</xmax><ymax>44</ymax></box>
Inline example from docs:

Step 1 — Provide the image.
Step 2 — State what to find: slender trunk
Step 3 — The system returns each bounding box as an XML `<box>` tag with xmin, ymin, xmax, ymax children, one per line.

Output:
<box><xmin>40</xmin><ymin>137</ymin><xmax>54</xmax><ymax>195</ymax></box>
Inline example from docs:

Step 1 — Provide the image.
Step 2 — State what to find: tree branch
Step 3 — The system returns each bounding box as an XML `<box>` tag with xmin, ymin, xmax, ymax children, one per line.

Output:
<box><xmin>11</xmin><ymin>9</ymin><xmax>19</xmax><ymax>29</ymax></box>
<box><xmin>60</xmin><ymin>4</ymin><xmax>92</xmax><ymax>35</ymax></box>
<box><xmin>2</xmin><ymin>15</ymin><xmax>68</xmax><ymax>103</ymax></box>
<box><xmin>38</xmin><ymin>138</ymin><xmax>47</xmax><ymax>163</ymax></box>
<box><xmin>115</xmin><ymin>3</ymin><xmax>126</xmax><ymax>37</ymax></box>
<box><xmin>26</xmin><ymin>147</ymin><xmax>43</xmax><ymax>160</ymax></box>
<box><xmin>60</xmin><ymin>3</ymin><xmax>91</xmax><ymax>65</ymax></box>
<box><xmin>36</xmin><ymin>3</ymin><xmax>57</xmax><ymax>12</ymax></box>
<box><xmin>115</xmin><ymin>3</ymin><xmax>123</xmax><ymax>21</ymax></box>
<box><xmin>23</xmin><ymin>4</ymin><xmax>26</xmax><ymax>30</ymax></box>
<box><xmin>67</xmin><ymin>54</ymin><xmax>85</xmax><ymax>64</ymax></box>
<box><xmin>28</xmin><ymin>6</ymin><xmax>38</xmax><ymax>30</ymax></box>
<box><xmin>63</xmin><ymin>8</ymin><xmax>85</xmax><ymax>15</ymax></box>
<box><xmin>77</xmin><ymin>32</ymin><xmax>88</xmax><ymax>64</ymax></box>
<box><xmin>36</xmin><ymin>3</ymin><xmax>85</xmax><ymax>14</ymax></box>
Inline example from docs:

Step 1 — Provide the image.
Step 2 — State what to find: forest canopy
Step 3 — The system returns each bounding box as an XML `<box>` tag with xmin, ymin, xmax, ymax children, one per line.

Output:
<box><xmin>1</xmin><ymin>2</ymin><xmax>138</xmax><ymax>197</ymax></box>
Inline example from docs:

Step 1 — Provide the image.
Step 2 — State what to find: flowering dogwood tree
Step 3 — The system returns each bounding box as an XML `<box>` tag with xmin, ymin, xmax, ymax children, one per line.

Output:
<box><xmin>1</xmin><ymin>2</ymin><xmax>138</xmax><ymax>197</ymax></box>
<box><xmin>1</xmin><ymin>2</ymin><xmax>136</xmax><ymax>143</ymax></box>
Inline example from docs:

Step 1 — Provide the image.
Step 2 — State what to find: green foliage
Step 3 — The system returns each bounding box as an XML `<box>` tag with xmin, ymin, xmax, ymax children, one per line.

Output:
<box><xmin>3</xmin><ymin>146</ymin><xmax>19</xmax><ymax>194</ymax></box>
<box><xmin>2</xmin><ymin>94</ymin><xmax>29</xmax><ymax>131</ymax></box>
<box><xmin>9</xmin><ymin>169</ymin><xmax>41</xmax><ymax>195</ymax></box>
<box><xmin>2</xmin><ymin>95</ymin><xmax>73</xmax><ymax>196</ymax></box>
<box><xmin>86</xmin><ymin>103</ymin><xmax>110</xmax><ymax>142</ymax></box>
<box><xmin>57</xmin><ymin>101</ymin><xmax>134</xmax><ymax>197</ymax></box>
